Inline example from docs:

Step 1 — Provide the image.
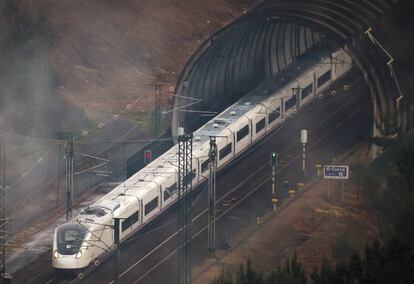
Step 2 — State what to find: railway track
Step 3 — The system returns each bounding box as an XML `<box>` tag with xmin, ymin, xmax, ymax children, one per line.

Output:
<box><xmin>117</xmin><ymin>78</ymin><xmax>370</xmax><ymax>284</ymax></box>
<box><xmin>11</xmin><ymin>0</ymin><xmax>405</xmax><ymax>282</ymax></box>
<box><xmin>25</xmin><ymin>73</ymin><xmax>370</xmax><ymax>284</ymax></box>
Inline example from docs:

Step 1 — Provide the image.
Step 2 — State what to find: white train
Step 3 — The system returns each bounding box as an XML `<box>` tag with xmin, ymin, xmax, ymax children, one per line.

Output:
<box><xmin>52</xmin><ymin>48</ymin><xmax>352</xmax><ymax>270</ymax></box>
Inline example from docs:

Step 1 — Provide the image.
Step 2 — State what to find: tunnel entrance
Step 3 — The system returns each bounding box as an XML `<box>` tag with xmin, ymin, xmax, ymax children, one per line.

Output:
<box><xmin>173</xmin><ymin>20</ymin><xmax>323</xmax><ymax>135</ymax></box>
<box><xmin>172</xmin><ymin>0</ymin><xmax>408</xmax><ymax>152</ymax></box>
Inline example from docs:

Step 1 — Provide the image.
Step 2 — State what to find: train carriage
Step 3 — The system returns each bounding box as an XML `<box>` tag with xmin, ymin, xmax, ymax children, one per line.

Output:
<box><xmin>53</xmin><ymin>47</ymin><xmax>352</xmax><ymax>270</ymax></box>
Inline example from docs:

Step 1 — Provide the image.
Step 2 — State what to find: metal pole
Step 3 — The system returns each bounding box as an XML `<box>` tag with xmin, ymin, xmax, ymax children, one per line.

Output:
<box><xmin>65</xmin><ymin>138</ymin><xmax>74</xmax><ymax>220</ymax></box>
<box><xmin>56</xmin><ymin>144</ymin><xmax>61</xmax><ymax>206</ymax></box>
<box><xmin>177</xmin><ymin>133</ymin><xmax>193</xmax><ymax>284</ymax></box>
<box><xmin>302</xmin><ymin>143</ymin><xmax>306</xmax><ymax>180</ymax></box>
<box><xmin>113</xmin><ymin>218</ymin><xmax>120</xmax><ymax>284</ymax></box>
<box><xmin>272</xmin><ymin>164</ymin><xmax>276</xmax><ymax>212</ymax></box>
<box><xmin>300</xmin><ymin>130</ymin><xmax>308</xmax><ymax>181</ymax></box>
<box><xmin>208</xmin><ymin>137</ymin><xmax>217</xmax><ymax>256</ymax></box>
<box><xmin>0</xmin><ymin>139</ymin><xmax>6</xmax><ymax>278</ymax></box>
<box><xmin>65</xmin><ymin>140</ymin><xmax>69</xmax><ymax>220</ymax></box>
<box><xmin>70</xmin><ymin>139</ymin><xmax>74</xmax><ymax>217</ymax></box>
<box><xmin>270</xmin><ymin>153</ymin><xmax>278</xmax><ymax>212</ymax></box>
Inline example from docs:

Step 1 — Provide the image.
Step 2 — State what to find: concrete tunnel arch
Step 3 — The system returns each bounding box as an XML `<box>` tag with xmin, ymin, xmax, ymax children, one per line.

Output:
<box><xmin>172</xmin><ymin>0</ymin><xmax>409</xmax><ymax>147</ymax></box>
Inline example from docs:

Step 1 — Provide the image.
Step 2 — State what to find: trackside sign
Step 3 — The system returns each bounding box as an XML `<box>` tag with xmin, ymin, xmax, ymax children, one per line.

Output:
<box><xmin>323</xmin><ymin>165</ymin><xmax>349</xmax><ymax>180</ymax></box>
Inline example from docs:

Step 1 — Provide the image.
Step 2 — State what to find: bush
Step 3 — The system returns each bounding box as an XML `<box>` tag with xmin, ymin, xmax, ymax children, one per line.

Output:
<box><xmin>213</xmin><ymin>255</ymin><xmax>306</xmax><ymax>284</ymax></box>
<box><xmin>332</xmin><ymin>232</ymin><xmax>356</xmax><ymax>262</ymax></box>
<box><xmin>214</xmin><ymin>239</ymin><xmax>414</xmax><ymax>284</ymax></box>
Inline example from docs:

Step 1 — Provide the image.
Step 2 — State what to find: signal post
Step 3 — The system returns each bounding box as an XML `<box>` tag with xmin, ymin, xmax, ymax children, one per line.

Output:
<box><xmin>270</xmin><ymin>153</ymin><xmax>278</xmax><ymax>212</ymax></box>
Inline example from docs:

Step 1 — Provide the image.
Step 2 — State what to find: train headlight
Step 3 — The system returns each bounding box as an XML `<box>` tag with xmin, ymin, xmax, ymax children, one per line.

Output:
<box><xmin>53</xmin><ymin>250</ymin><xmax>59</xmax><ymax>259</ymax></box>
<box><xmin>75</xmin><ymin>250</ymin><xmax>83</xmax><ymax>259</ymax></box>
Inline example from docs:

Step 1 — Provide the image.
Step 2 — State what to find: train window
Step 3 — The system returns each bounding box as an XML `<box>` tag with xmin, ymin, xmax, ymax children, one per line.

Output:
<box><xmin>256</xmin><ymin>118</ymin><xmax>265</xmax><ymax>133</ymax></box>
<box><xmin>285</xmin><ymin>96</ymin><xmax>297</xmax><ymax>111</ymax></box>
<box><xmin>122</xmin><ymin>211</ymin><xmax>139</xmax><ymax>232</ymax></box>
<box><xmin>57</xmin><ymin>224</ymin><xmax>87</xmax><ymax>255</ymax></box>
<box><xmin>201</xmin><ymin>159</ymin><xmax>209</xmax><ymax>173</ymax></box>
<box><xmin>163</xmin><ymin>190</ymin><xmax>171</xmax><ymax>201</ymax></box>
<box><xmin>219</xmin><ymin>143</ymin><xmax>232</xmax><ymax>160</ymax></box>
<box><xmin>164</xmin><ymin>183</ymin><xmax>177</xmax><ymax>201</ymax></box>
<box><xmin>317</xmin><ymin>70</ymin><xmax>331</xmax><ymax>87</ymax></box>
<box><xmin>237</xmin><ymin>125</ymin><xmax>249</xmax><ymax>142</ymax></box>
<box><xmin>144</xmin><ymin>197</ymin><xmax>158</xmax><ymax>215</ymax></box>
<box><xmin>268</xmin><ymin>108</ymin><xmax>281</xmax><ymax>124</ymax></box>
<box><xmin>301</xmin><ymin>83</ymin><xmax>313</xmax><ymax>99</ymax></box>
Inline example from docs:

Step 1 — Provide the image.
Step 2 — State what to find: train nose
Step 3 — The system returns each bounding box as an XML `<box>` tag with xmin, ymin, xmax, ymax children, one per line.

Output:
<box><xmin>53</xmin><ymin>252</ymin><xmax>91</xmax><ymax>269</ymax></box>
<box><xmin>53</xmin><ymin>255</ymin><xmax>80</xmax><ymax>269</ymax></box>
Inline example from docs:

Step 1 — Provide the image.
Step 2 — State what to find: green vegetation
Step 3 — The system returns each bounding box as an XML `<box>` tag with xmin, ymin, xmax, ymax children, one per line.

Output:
<box><xmin>353</xmin><ymin>145</ymin><xmax>414</xmax><ymax>247</ymax></box>
<box><xmin>311</xmin><ymin>239</ymin><xmax>414</xmax><ymax>284</ymax></box>
<box><xmin>213</xmin><ymin>145</ymin><xmax>414</xmax><ymax>283</ymax></box>
<box><xmin>213</xmin><ymin>239</ymin><xmax>414</xmax><ymax>284</ymax></box>
<box><xmin>331</xmin><ymin>232</ymin><xmax>355</xmax><ymax>262</ymax></box>
<box><xmin>213</xmin><ymin>255</ymin><xmax>306</xmax><ymax>284</ymax></box>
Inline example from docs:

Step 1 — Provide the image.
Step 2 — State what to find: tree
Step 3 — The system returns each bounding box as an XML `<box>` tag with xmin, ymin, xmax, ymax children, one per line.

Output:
<box><xmin>396</xmin><ymin>146</ymin><xmax>414</xmax><ymax>190</ymax></box>
<box><xmin>213</xmin><ymin>269</ymin><xmax>232</xmax><ymax>284</ymax></box>
<box><xmin>213</xmin><ymin>239</ymin><xmax>414</xmax><ymax>284</ymax></box>
<box><xmin>348</xmin><ymin>253</ymin><xmax>362</xmax><ymax>281</ymax></box>
<box><xmin>311</xmin><ymin>256</ymin><xmax>335</xmax><ymax>284</ymax></box>
<box><xmin>236</xmin><ymin>259</ymin><xmax>264</xmax><ymax>284</ymax></box>
<box><xmin>267</xmin><ymin>254</ymin><xmax>307</xmax><ymax>284</ymax></box>
<box><xmin>362</xmin><ymin>239</ymin><xmax>381</xmax><ymax>283</ymax></box>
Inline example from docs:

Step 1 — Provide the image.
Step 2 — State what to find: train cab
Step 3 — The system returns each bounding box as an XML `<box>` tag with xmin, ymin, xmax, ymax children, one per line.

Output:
<box><xmin>52</xmin><ymin>223</ymin><xmax>92</xmax><ymax>270</ymax></box>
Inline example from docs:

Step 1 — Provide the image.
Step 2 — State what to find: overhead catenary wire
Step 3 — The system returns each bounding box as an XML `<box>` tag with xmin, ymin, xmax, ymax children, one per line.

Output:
<box><xmin>126</xmin><ymin>98</ymin><xmax>369</xmax><ymax>284</ymax></box>
<box><xmin>70</xmin><ymin>76</ymin><xmax>366</xmax><ymax>284</ymax></box>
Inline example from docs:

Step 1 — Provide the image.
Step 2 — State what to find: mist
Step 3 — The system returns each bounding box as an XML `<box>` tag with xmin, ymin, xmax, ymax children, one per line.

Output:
<box><xmin>0</xmin><ymin>1</ymin><xmax>88</xmax><ymax>182</ymax></box>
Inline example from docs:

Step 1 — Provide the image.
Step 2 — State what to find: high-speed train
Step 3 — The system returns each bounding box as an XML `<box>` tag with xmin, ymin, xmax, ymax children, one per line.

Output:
<box><xmin>52</xmin><ymin>47</ymin><xmax>352</xmax><ymax>270</ymax></box>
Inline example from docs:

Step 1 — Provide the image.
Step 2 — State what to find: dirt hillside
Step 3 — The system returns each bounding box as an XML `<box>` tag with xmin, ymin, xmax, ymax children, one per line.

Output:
<box><xmin>194</xmin><ymin>146</ymin><xmax>380</xmax><ymax>283</ymax></box>
<box><xmin>0</xmin><ymin>0</ymin><xmax>254</xmax><ymax>184</ymax></box>
<box><xmin>23</xmin><ymin>0</ymin><xmax>253</xmax><ymax>117</ymax></box>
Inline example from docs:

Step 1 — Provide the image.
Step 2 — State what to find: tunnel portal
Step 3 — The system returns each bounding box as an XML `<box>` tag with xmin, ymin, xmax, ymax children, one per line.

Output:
<box><xmin>173</xmin><ymin>0</ymin><xmax>410</xmax><ymax>148</ymax></box>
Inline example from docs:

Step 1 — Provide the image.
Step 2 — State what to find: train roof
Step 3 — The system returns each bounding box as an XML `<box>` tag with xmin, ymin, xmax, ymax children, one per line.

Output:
<box><xmin>75</xmin><ymin>45</ymin><xmax>343</xmax><ymax>221</ymax></box>
<box><xmin>192</xmin><ymin>46</ymin><xmax>333</xmax><ymax>148</ymax></box>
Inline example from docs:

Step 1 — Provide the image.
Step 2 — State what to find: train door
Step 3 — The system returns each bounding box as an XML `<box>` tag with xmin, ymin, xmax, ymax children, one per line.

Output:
<box><xmin>194</xmin><ymin>157</ymin><xmax>200</xmax><ymax>184</ymax></box>
<box><xmin>159</xmin><ymin>186</ymin><xmax>163</xmax><ymax>210</ymax></box>
<box><xmin>282</xmin><ymin>82</ymin><xmax>299</xmax><ymax>118</ymax></box>
<box><xmin>140</xmin><ymin>200</ymin><xmax>143</xmax><ymax>223</ymax></box>
<box><xmin>198</xmin><ymin>143</ymin><xmax>210</xmax><ymax>183</ymax></box>
<box><xmin>142</xmin><ymin>185</ymin><xmax>159</xmax><ymax>224</ymax></box>
<box><xmin>314</xmin><ymin>58</ymin><xmax>332</xmax><ymax>94</ymax></box>
<box><xmin>162</xmin><ymin>169</ymin><xmax>178</xmax><ymax>209</ymax></box>
<box><xmin>267</xmin><ymin>99</ymin><xmax>282</xmax><ymax>130</ymax></box>
<box><xmin>216</xmin><ymin>134</ymin><xmax>234</xmax><ymax>168</ymax></box>
<box><xmin>298</xmin><ymin>71</ymin><xmax>315</xmax><ymax>107</ymax></box>
<box><xmin>120</xmin><ymin>202</ymin><xmax>140</xmax><ymax>240</ymax></box>
<box><xmin>249</xmin><ymin>118</ymin><xmax>253</xmax><ymax>143</ymax></box>
<box><xmin>331</xmin><ymin>49</ymin><xmax>352</xmax><ymax>80</ymax></box>
<box><xmin>199</xmin><ymin>158</ymin><xmax>209</xmax><ymax>182</ymax></box>
<box><xmin>234</xmin><ymin>117</ymin><xmax>251</xmax><ymax>156</ymax></box>
<box><xmin>249</xmin><ymin>106</ymin><xmax>266</xmax><ymax>143</ymax></box>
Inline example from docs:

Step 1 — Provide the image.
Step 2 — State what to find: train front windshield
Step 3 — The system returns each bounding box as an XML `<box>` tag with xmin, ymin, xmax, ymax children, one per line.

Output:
<box><xmin>57</xmin><ymin>223</ymin><xmax>87</xmax><ymax>255</ymax></box>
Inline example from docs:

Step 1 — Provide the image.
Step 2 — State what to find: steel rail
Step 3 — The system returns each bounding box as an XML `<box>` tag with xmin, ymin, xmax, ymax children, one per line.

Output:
<box><xmin>130</xmin><ymin>93</ymin><xmax>369</xmax><ymax>284</ymax></box>
<box><xmin>105</xmin><ymin>81</ymin><xmax>368</xmax><ymax>284</ymax></box>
